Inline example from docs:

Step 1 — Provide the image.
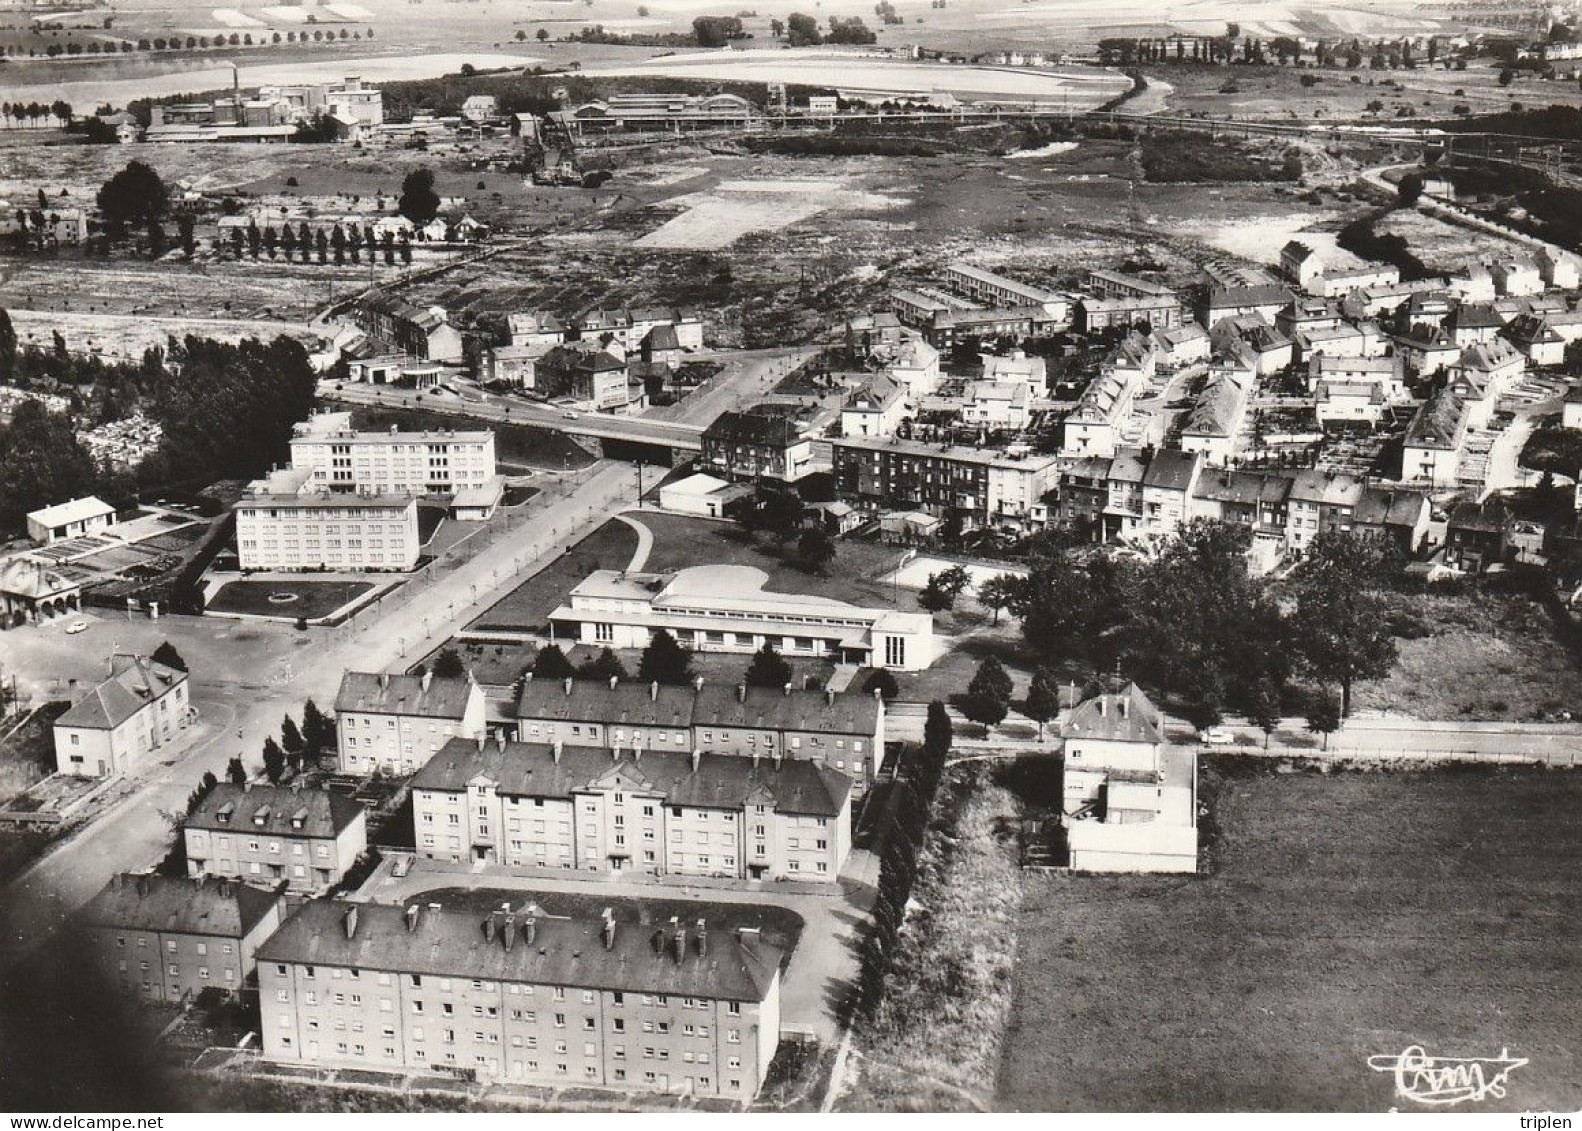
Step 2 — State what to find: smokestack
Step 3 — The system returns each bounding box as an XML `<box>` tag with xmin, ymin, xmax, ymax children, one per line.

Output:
<box><xmin>601</xmin><ymin>908</ymin><xmax>616</xmax><ymax>950</ymax></box>
<box><xmin>343</xmin><ymin>906</ymin><xmax>359</xmax><ymax>939</ymax></box>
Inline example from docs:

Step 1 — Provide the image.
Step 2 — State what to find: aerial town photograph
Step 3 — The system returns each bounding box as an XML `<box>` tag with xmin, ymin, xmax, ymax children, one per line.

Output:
<box><xmin>0</xmin><ymin>0</ymin><xmax>1578</xmax><ymax>1121</ymax></box>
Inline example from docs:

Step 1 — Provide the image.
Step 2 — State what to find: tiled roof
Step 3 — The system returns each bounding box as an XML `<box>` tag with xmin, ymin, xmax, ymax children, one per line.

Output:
<box><xmin>1404</xmin><ymin>389</ymin><xmax>1468</xmax><ymax>450</ymax></box>
<box><xmin>1062</xmin><ymin>682</ymin><xmax>1164</xmax><ymax>745</ymax></box>
<box><xmin>186</xmin><ymin>784</ymin><xmax>364</xmax><ymax>839</ymax></box>
<box><xmin>517</xmin><ymin>679</ymin><xmax>697</xmax><ymax>729</ymax></box>
<box><xmin>1141</xmin><ymin>449</ymin><xmax>1200</xmax><ymax>491</ymax></box>
<box><xmin>335</xmin><ymin>672</ymin><xmax>478</xmax><ymax>720</ymax></box>
<box><xmin>80</xmin><ymin>873</ymin><xmax>282</xmax><ymax>938</ymax></box>
<box><xmin>257</xmin><ymin>899</ymin><xmax>783</xmax><ymax>1002</ymax></box>
<box><xmin>703</xmin><ymin>410</ymin><xmax>803</xmax><ymax>447</ymax></box>
<box><xmin>57</xmin><ymin>655</ymin><xmax>186</xmax><ymax>731</ymax></box>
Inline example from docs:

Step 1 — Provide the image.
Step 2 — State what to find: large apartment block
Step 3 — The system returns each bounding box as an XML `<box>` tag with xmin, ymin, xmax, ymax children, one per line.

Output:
<box><xmin>410</xmin><ymin>736</ymin><xmax>851</xmax><ymax>881</ymax></box>
<box><xmin>80</xmin><ymin>872</ymin><xmax>287</xmax><ymax>1004</ymax></box>
<box><xmin>515</xmin><ymin>679</ymin><xmax>885</xmax><ymax>786</ymax></box>
<box><xmin>290</xmin><ymin>411</ymin><xmax>498</xmax><ymax>499</ymax></box>
<box><xmin>235</xmin><ymin>468</ymin><xmax>419</xmax><ymax>573</ymax></box>
<box><xmin>257</xmin><ymin>900</ymin><xmax>783</xmax><ymax>1099</ymax></box>
<box><xmin>335</xmin><ymin>670</ymin><xmax>488</xmax><ymax>774</ymax></box>
<box><xmin>832</xmin><ymin>435</ymin><xmax>1061</xmax><ymax>533</ymax></box>
<box><xmin>183</xmin><ymin>783</ymin><xmax>369</xmax><ymax>893</ymax></box>
<box><xmin>53</xmin><ymin>654</ymin><xmax>190</xmax><ymax>778</ymax></box>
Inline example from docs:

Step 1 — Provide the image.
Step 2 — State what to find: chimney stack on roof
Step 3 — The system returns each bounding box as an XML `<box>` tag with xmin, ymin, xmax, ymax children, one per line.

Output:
<box><xmin>496</xmin><ymin>730</ymin><xmax>506</xmax><ymax>753</ymax></box>
<box><xmin>405</xmin><ymin>904</ymin><xmax>421</xmax><ymax>932</ymax></box>
<box><xmin>484</xmin><ymin>915</ymin><xmax>497</xmax><ymax>943</ymax></box>
<box><xmin>503</xmin><ymin>916</ymin><xmax>518</xmax><ymax>951</ymax></box>
<box><xmin>553</xmin><ymin>741</ymin><xmax>563</xmax><ymax>765</ymax></box>
<box><xmin>672</xmin><ymin>925</ymin><xmax>686</xmax><ymax>965</ymax></box>
<box><xmin>344</xmin><ymin>906</ymin><xmax>359</xmax><ymax>939</ymax></box>
<box><xmin>695</xmin><ymin>918</ymin><xmax>708</xmax><ymax>958</ymax></box>
<box><xmin>694</xmin><ymin>675</ymin><xmax>705</xmax><ymax>692</ymax></box>
<box><xmin>601</xmin><ymin>907</ymin><xmax>616</xmax><ymax>950</ymax></box>
<box><xmin>691</xmin><ymin>748</ymin><xmax>700</xmax><ymax>773</ymax></box>
<box><xmin>476</xmin><ymin>733</ymin><xmax>486</xmax><ymax>753</ymax></box>
<box><xmin>421</xmin><ymin>670</ymin><xmax>433</xmax><ymax>693</ymax></box>
<box><xmin>737</xmin><ymin>683</ymin><xmax>747</xmax><ymax>703</ymax></box>
<box><xmin>826</xmin><ymin>688</ymin><xmax>836</xmax><ymax>707</ymax></box>
<box><xmin>610</xmin><ymin>675</ymin><xmax>619</xmax><ymax>690</ymax></box>
<box><xmin>563</xmin><ymin>677</ymin><xmax>573</xmax><ymax>696</ymax></box>
<box><xmin>650</xmin><ymin>681</ymin><xmax>659</xmax><ymax>701</ymax></box>
<box><xmin>523</xmin><ymin>672</ymin><xmax>533</xmax><ymax>685</ymax></box>
<box><xmin>135</xmin><ymin>874</ymin><xmax>150</xmax><ymax>897</ymax></box>
<box><xmin>523</xmin><ymin>916</ymin><xmax>537</xmax><ymax>947</ymax></box>
<box><xmin>783</xmin><ymin>682</ymin><xmax>792</xmax><ymax>696</ymax></box>
<box><xmin>380</xmin><ymin>672</ymin><xmax>390</xmax><ymax>690</ymax></box>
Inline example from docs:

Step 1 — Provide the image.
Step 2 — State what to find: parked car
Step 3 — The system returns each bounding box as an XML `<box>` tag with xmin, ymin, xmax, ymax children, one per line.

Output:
<box><xmin>1199</xmin><ymin>726</ymin><xmax>1234</xmax><ymax>745</ymax></box>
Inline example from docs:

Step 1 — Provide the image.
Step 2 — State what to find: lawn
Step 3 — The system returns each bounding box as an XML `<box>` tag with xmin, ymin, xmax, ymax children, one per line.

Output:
<box><xmin>1352</xmin><ymin>589</ymin><xmax>1582</xmax><ymax>721</ymax></box>
<box><xmin>997</xmin><ymin>762</ymin><xmax>1582</xmax><ymax>1113</ymax></box>
<box><xmin>207</xmin><ymin>579</ymin><xmax>376</xmax><ymax>621</ymax></box>
<box><xmin>466</xmin><ymin>519</ymin><xmax>638</xmax><ymax>634</ymax></box>
<box><xmin>409</xmin><ymin>886</ymin><xmax>804</xmax><ymax>963</ymax></box>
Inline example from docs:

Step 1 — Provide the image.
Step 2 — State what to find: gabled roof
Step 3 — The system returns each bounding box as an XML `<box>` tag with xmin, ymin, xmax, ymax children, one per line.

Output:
<box><xmin>335</xmin><ymin>672</ymin><xmax>478</xmax><ymax>720</ymax></box>
<box><xmin>186</xmin><ymin>783</ymin><xmax>364</xmax><ymax>839</ymax></box>
<box><xmin>1288</xmin><ymin>469</ymin><xmax>1364</xmax><ymax>506</ymax></box>
<box><xmin>1207</xmin><ymin>283</ymin><xmax>1292</xmax><ymax>309</ymax></box>
<box><xmin>80</xmin><ymin>873</ymin><xmax>282</xmax><ymax>938</ymax></box>
<box><xmin>1445</xmin><ymin>302</ymin><xmax>1505</xmax><ymax>331</ymax></box>
<box><xmin>1355</xmin><ymin>487</ymin><xmax>1429</xmax><ymax>528</ymax></box>
<box><xmin>27</xmin><ymin>496</ymin><xmax>113</xmax><ymax>529</ymax></box>
<box><xmin>517</xmin><ymin>678</ymin><xmax>697</xmax><ymax>729</ymax></box>
<box><xmin>703</xmin><ymin>410</ymin><xmax>804</xmax><ymax>447</ymax></box>
<box><xmin>0</xmin><ymin>557</ymin><xmax>80</xmax><ymax>599</ymax></box>
<box><xmin>1141</xmin><ymin>448</ymin><xmax>1201</xmax><ymax>491</ymax></box>
<box><xmin>57</xmin><ymin>655</ymin><xmax>186</xmax><ymax>731</ymax></box>
<box><xmin>1194</xmin><ymin>469</ymin><xmax>1292</xmax><ymax>507</ymax></box>
<box><xmin>1404</xmin><ymin>389</ymin><xmax>1468</xmax><ymax>450</ymax></box>
<box><xmin>1454</xmin><ymin>338</ymin><xmax>1524</xmax><ymax>373</ymax></box>
<box><xmin>257</xmin><ymin>899</ymin><xmax>783</xmax><ymax>1002</ymax></box>
<box><xmin>1062</xmin><ymin>682</ymin><xmax>1164</xmax><ymax>745</ymax></box>
<box><xmin>691</xmin><ymin>684</ymin><xmax>880</xmax><ymax>737</ymax></box>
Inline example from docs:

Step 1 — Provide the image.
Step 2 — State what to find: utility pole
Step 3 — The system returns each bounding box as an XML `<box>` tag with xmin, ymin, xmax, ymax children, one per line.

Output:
<box><xmin>635</xmin><ymin>460</ymin><xmax>644</xmax><ymax>505</ymax></box>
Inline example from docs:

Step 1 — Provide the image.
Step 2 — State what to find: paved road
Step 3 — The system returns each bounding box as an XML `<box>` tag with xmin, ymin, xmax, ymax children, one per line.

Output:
<box><xmin>0</xmin><ymin>350</ymin><xmax>788</xmax><ymax>964</ymax></box>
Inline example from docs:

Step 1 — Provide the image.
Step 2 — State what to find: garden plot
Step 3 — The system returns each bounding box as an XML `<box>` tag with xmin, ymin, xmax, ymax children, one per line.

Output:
<box><xmin>635</xmin><ymin>177</ymin><xmax>907</xmax><ymax>250</ymax></box>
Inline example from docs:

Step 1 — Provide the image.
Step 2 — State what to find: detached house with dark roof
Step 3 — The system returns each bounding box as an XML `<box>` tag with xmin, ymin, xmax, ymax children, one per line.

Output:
<box><xmin>335</xmin><ymin>670</ymin><xmax>487</xmax><ymax>775</ymax></box>
<box><xmin>258</xmin><ymin>899</ymin><xmax>785</xmax><ymax>1098</ymax></box>
<box><xmin>80</xmin><ymin>872</ymin><xmax>287</xmax><ymax>1004</ymax></box>
<box><xmin>54</xmin><ymin>654</ymin><xmax>191</xmax><ymax>778</ymax></box>
<box><xmin>701</xmin><ymin>409</ymin><xmax>817</xmax><ymax>483</ymax></box>
<box><xmin>184</xmin><ymin>783</ymin><xmax>369</xmax><ymax>893</ymax></box>
<box><xmin>411</xmin><ymin>735</ymin><xmax>851</xmax><ymax>882</ymax></box>
<box><xmin>1060</xmin><ymin>683</ymin><xmax>1197</xmax><ymax>874</ymax></box>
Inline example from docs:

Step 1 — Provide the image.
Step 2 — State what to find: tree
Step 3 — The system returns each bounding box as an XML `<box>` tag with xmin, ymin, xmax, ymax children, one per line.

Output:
<box><xmin>771</xmin><ymin>17</ymin><xmax>784</xmax><ymax>36</ymax></box>
<box><xmin>532</xmin><ymin>643</ymin><xmax>575</xmax><ymax>679</ymax></box>
<box><xmin>398</xmin><ymin>168</ymin><xmax>441</xmax><ymax>225</ymax></box>
<box><xmin>1247</xmin><ymin>675</ymin><xmax>1282</xmax><ymax>750</ymax></box>
<box><xmin>301</xmin><ymin>698</ymin><xmax>332</xmax><ymax>754</ymax></box>
<box><xmin>1306</xmin><ymin>690</ymin><xmax>1342</xmax><ymax>750</ymax></box>
<box><xmin>432</xmin><ymin>647</ymin><xmax>467</xmax><ymax>679</ymax></box>
<box><xmin>575</xmin><ymin>647</ymin><xmax>627</xmax><ymax>682</ymax></box>
<box><xmin>797</xmin><ymin>525</ymin><xmax>836</xmax><ymax>573</ymax></box>
<box><xmin>861</xmin><ymin>668</ymin><xmax>899</xmax><ymax>701</ymax></box>
<box><xmin>934</xmin><ymin>564</ymin><xmax>972</xmax><ymax>602</ymax></box>
<box><xmin>638</xmin><ymin>629</ymin><xmax>695</xmax><ymax>686</ymax></box>
<box><xmin>150</xmin><ymin>641</ymin><xmax>187</xmax><ymax>671</ymax></box>
<box><xmin>917</xmin><ymin>575</ymin><xmax>954</xmax><ymax>612</ymax></box>
<box><xmin>977</xmin><ymin>573</ymin><xmax>1022</xmax><ymax>626</ymax></box>
<box><xmin>226</xmin><ymin>756</ymin><xmax>247</xmax><ymax>785</ymax></box>
<box><xmin>96</xmin><ymin>159</ymin><xmax>168</xmax><ymax>234</ymax></box>
<box><xmin>923</xmin><ymin>699</ymin><xmax>952</xmax><ymax>758</ymax></box>
<box><xmin>0</xmin><ymin>307</ymin><xmax>13</xmax><ymax>384</ymax></box>
<box><xmin>745</xmin><ymin>643</ymin><xmax>793</xmax><ymax>689</ymax></box>
<box><xmin>0</xmin><ymin>401</ymin><xmax>99</xmax><ymax>534</ymax></box>
<box><xmin>786</xmin><ymin>12</ymin><xmax>822</xmax><ymax>45</ymax></box>
<box><xmin>1288</xmin><ymin>532</ymin><xmax>1398</xmax><ymax>717</ymax></box>
<box><xmin>1498</xmin><ymin>67</ymin><xmax>1514</xmax><ymax>86</ymax></box>
<box><xmin>1397</xmin><ymin>171</ymin><xmax>1424</xmax><ymax>206</ymax></box>
<box><xmin>961</xmin><ymin>656</ymin><xmax>1013</xmax><ymax>726</ymax></box>
<box><xmin>282</xmin><ymin>715</ymin><xmax>306</xmax><ymax>770</ymax></box>
<box><xmin>261</xmin><ymin>737</ymin><xmax>286</xmax><ymax>783</ymax></box>
<box><xmin>1024</xmin><ymin>665</ymin><xmax>1062</xmax><ymax>739</ymax></box>
<box><xmin>536</xmin><ymin>27</ymin><xmax>549</xmax><ymax>41</ymax></box>
<box><xmin>692</xmin><ymin>15</ymin><xmax>743</xmax><ymax>46</ymax></box>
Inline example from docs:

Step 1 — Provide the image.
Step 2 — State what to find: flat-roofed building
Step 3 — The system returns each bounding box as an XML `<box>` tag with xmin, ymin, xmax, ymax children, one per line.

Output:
<box><xmin>81</xmin><ymin>872</ymin><xmax>287</xmax><ymax>1004</ymax></box>
<box><xmin>257</xmin><ymin>899</ymin><xmax>785</xmax><ymax>1098</ymax></box>
<box><xmin>235</xmin><ymin>468</ymin><xmax>420</xmax><ymax>572</ymax></box>
<box><xmin>290</xmin><ymin>411</ymin><xmax>498</xmax><ymax>505</ymax></box>
<box><xmin>549</xmin><ymin>562</ymin><xmax>935</xmax><ymax>673</ymax></box>
<box><xmin>833</xmin><ymin>435</ymin><xmax>1061</xmax><ymax>532</ymax></box>
<box><xmin>184</xmin><ymin>784</ymin><xmax>368</xmax><ymax>893</ymax></box>
<box><xmin>410</xmin><ymin>736</ymin><xmax>850</xmax><ymax>881</ymax></box>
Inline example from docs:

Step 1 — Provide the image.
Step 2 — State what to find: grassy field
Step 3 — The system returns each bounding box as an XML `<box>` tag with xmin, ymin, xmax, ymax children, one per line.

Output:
<box><xmin>838</xmin><ymin>765</ymin><xmax>1023</xmax><ymax>1112</ymax></box>
<box><xmin>467</xmin><ymin>518</ymin><xmax>637</xmax><ymax>633</ymax></box>
<box><xmin>208</xmin><ymin>579</ymin><xmax>376</xmax><ymax>620</ymax></box>
<box><xmin>1353</xmin><ymin>590</ymin><xmax>1582</xmax><ymax>722</ymax></box>
<box><xmin>997</xmin><ymin>762</ymin><xmax>1582</xmax><ymax>1113</ymax></box>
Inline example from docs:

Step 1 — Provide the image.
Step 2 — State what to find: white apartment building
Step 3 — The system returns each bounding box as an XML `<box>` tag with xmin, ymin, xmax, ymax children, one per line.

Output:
<box><xmin>54</xmin><ymin>654</ymin><xmax>191</xmax><ymax>778</ymax></box>
<box><xmin>235</xmin><ymin>468</ymin><xmax>419</xmax><ymax>573</ymax></box>
<box><xmin>290</xmin><ymin>412</ymin><xmax>498</xmax><ymax>501</ymax></box>
<box><xmin>335</xmin><ymin>670</ymin><xmax>488</xmax><ymax>775</ymax></box>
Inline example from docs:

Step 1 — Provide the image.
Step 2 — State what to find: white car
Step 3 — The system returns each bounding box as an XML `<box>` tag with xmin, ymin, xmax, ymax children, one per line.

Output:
<box><xmin>65</xmin><ymin>620</ymin><xmax>89</xmax><ymax>635</ymax></box>
<box><xmin>1198</xmin><ymin>727</ymin><xmax>1235</xmax><ymax>745</ymax></box>
<box><xmin>562</xmin><ymin>410</ymin><xmax>579</xmax><ymax>419</ymax></box>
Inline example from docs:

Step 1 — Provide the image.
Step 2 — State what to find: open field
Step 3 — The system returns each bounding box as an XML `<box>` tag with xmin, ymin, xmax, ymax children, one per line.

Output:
<box><xmin>997</xmin><ymin>762</ymin><xmax>1582</xmax><ymax>1113</ymax></box>
<box><xmin>207</xmin><ymin>579</ymin><xmax>376</xmax><ymax>620</ymax></box>
<box><xmin>1352</xmin><ymin>590</ymin><xmax>1582</xmax><ymax>722</ymax></box>
<box><xmin>467</xmin><ymin>518</ymin><xmax>638</xmax><ymax>634</ymax></box>
<box><xmin>1373</xmin><ymin>206</ymin><xmax>1528</xmax><ymax>274</ymax></box>
<box><xmin>634</xmin><ymin>176</ymin><xmax>909</xmax><ymax>251</ymax></box>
